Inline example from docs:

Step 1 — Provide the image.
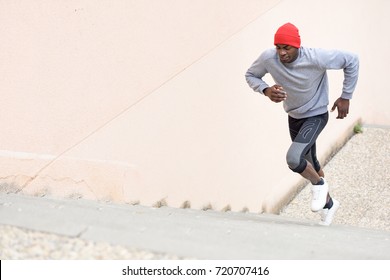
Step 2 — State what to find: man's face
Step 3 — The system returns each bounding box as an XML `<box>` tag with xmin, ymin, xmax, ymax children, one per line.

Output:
<box><xmin>275</xmin><ymin>44</ymin><xmax>299</xmax><ymax>63</ymax></box>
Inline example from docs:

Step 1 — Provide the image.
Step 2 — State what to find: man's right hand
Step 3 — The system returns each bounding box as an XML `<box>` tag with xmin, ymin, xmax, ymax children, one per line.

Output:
<box><xmin>263</xmin><ymin>85</ymin><xmax>287</xmax><ymax>103</ymax></box>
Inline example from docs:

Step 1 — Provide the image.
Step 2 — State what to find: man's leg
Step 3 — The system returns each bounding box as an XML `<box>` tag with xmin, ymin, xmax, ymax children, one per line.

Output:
<box><xmin>286</xmin><ymin>114</ymin><xmax>327</xmax><ymax>181</ymax></box>
<box><xmin>300</xmin><ymin>161</ymin><xmax>321</xmax><ymax>185</ymax></box>
<box><xmin>303</xmin><ymin>143</ymin><xmax>330</xmax><ymax>201</ymax></box>
<box><xmin>303</xmin><ymin>146</ymin><xmax>339</xmax><ymax>226</ymax></box>
<box><xmin>286</xmin><ymin>113</ymin><xmax>329</xmax><ymax>211</ymax></box>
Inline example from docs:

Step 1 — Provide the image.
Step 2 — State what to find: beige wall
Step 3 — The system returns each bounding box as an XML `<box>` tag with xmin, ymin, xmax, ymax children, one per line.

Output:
<box><xmin>0</xmin><ymin>0</ymin><xmax>388</xmax><ymax>213</ymax></box>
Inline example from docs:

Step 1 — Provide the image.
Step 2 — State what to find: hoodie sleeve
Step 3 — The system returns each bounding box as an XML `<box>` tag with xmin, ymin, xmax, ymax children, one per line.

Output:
<box><xmin>245</xmin><ymin>51</ymin><xmax>271</xmax><ymax>95</ymax></box>
<box><xmin>317</xmin><ymin>49</ymin><xmax>359</xmax><ymax>99</ymax></box>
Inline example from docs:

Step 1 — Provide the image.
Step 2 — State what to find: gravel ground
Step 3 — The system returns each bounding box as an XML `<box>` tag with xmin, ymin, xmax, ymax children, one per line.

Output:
<box><xmin>280</xmin><ymin>126</ymin><xmax>390</xmax><ymax>231</ymax></box>
<box><xmin>1</xmin><ymin>127</ymin><xmax>389</xmax><ymax>259</ymax></box>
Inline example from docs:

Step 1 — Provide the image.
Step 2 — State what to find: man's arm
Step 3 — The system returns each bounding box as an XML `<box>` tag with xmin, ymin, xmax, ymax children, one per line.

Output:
<box><xmin>245</xmin><ymin>53</ymin><xmax>270</xmax><ymax>95</ymax></box>
<box><xmin>319</xmin><ymin>49</ymin><xmax>359</xmax><ymax>118</ymax></box>
<box><xmin>339</xmin><ymin>51</ymin><xmax>359</xmax><ymax>100</ymax></box>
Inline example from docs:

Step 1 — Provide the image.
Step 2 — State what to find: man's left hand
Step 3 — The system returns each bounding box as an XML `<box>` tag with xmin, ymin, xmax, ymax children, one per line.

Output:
<box><xmin>331</xmin><ymin>98</ymin><xmax>350</xmax><ymax>119</ymax></box>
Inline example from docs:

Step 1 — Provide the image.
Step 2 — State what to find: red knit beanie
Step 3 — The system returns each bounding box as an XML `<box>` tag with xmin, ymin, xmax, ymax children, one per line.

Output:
<box><xmin>274</xmin><ymin>23</ymin><xmax>301</xmax><ymax>48</ymax></box>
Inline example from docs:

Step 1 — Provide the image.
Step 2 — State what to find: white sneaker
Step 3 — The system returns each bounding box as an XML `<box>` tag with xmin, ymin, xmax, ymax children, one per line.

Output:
<box><xmin>319</xmin><ymin>199</ymin><xmax>340</xmax><ymax>226</ymax></box>
<box><xmin>310</xmin><ymin>178</ymin><xmax>329</xmax><ymax>212</ymax></box>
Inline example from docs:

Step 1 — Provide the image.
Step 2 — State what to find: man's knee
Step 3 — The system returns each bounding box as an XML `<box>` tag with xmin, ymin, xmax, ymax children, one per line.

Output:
<box><xmin>286</xmin><ymin>143</ymin><xmax>307</xmax><ymax>173</ymax></box>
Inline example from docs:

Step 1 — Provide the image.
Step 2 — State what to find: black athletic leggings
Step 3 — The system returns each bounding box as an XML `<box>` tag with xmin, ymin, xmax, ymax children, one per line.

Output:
<box><xmin>286</xmin><ymin>112</ymin><xmax>329</xmax><ymax>173</ymax></box>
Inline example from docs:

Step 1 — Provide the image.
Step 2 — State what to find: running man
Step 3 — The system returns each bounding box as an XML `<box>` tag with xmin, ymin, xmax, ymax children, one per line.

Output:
<box><xmin>245</xmin><ymin>23</ymin><xmax>359</xmax><ymax>225</ymax></box>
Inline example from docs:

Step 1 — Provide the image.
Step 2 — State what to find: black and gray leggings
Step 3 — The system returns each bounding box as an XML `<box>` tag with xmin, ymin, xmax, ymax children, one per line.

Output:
<box><xmin>286</xmin><ymin>112</ymin><xmax>329</xmax><ymax>173</ymax></box>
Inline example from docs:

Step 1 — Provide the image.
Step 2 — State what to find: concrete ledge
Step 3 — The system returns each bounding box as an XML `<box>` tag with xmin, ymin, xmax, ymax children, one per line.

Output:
<box><xmin>0</xmin><ymin>119</ymin><xmax>361</xmax><ymax>215</ymax></box>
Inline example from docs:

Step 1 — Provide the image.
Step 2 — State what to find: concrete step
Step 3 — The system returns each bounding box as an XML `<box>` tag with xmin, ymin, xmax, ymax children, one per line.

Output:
<box><xmin>0</xmin><ymin>193</ymin><xmax>389</xmax><ymax>259</ymax></box>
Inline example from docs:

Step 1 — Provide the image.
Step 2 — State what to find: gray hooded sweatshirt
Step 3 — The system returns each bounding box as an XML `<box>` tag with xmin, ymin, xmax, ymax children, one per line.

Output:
<box><xmin>245</xmin><ymin>46</ymin><xmax>359</xmax><ymax>119</ymax></box>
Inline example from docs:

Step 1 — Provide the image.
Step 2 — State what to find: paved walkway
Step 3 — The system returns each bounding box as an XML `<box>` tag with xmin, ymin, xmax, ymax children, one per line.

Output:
<box><xmin>0</xmin><ymin>127</ymin><xmax>389</xmax><ymax>260</ymax></box>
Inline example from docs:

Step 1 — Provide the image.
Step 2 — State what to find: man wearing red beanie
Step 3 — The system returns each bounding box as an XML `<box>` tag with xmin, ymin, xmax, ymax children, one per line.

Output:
<box><xmin>245</xmin><ymin>22</ymin><xmax>359</xmax><ymax>225</ymax></box>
